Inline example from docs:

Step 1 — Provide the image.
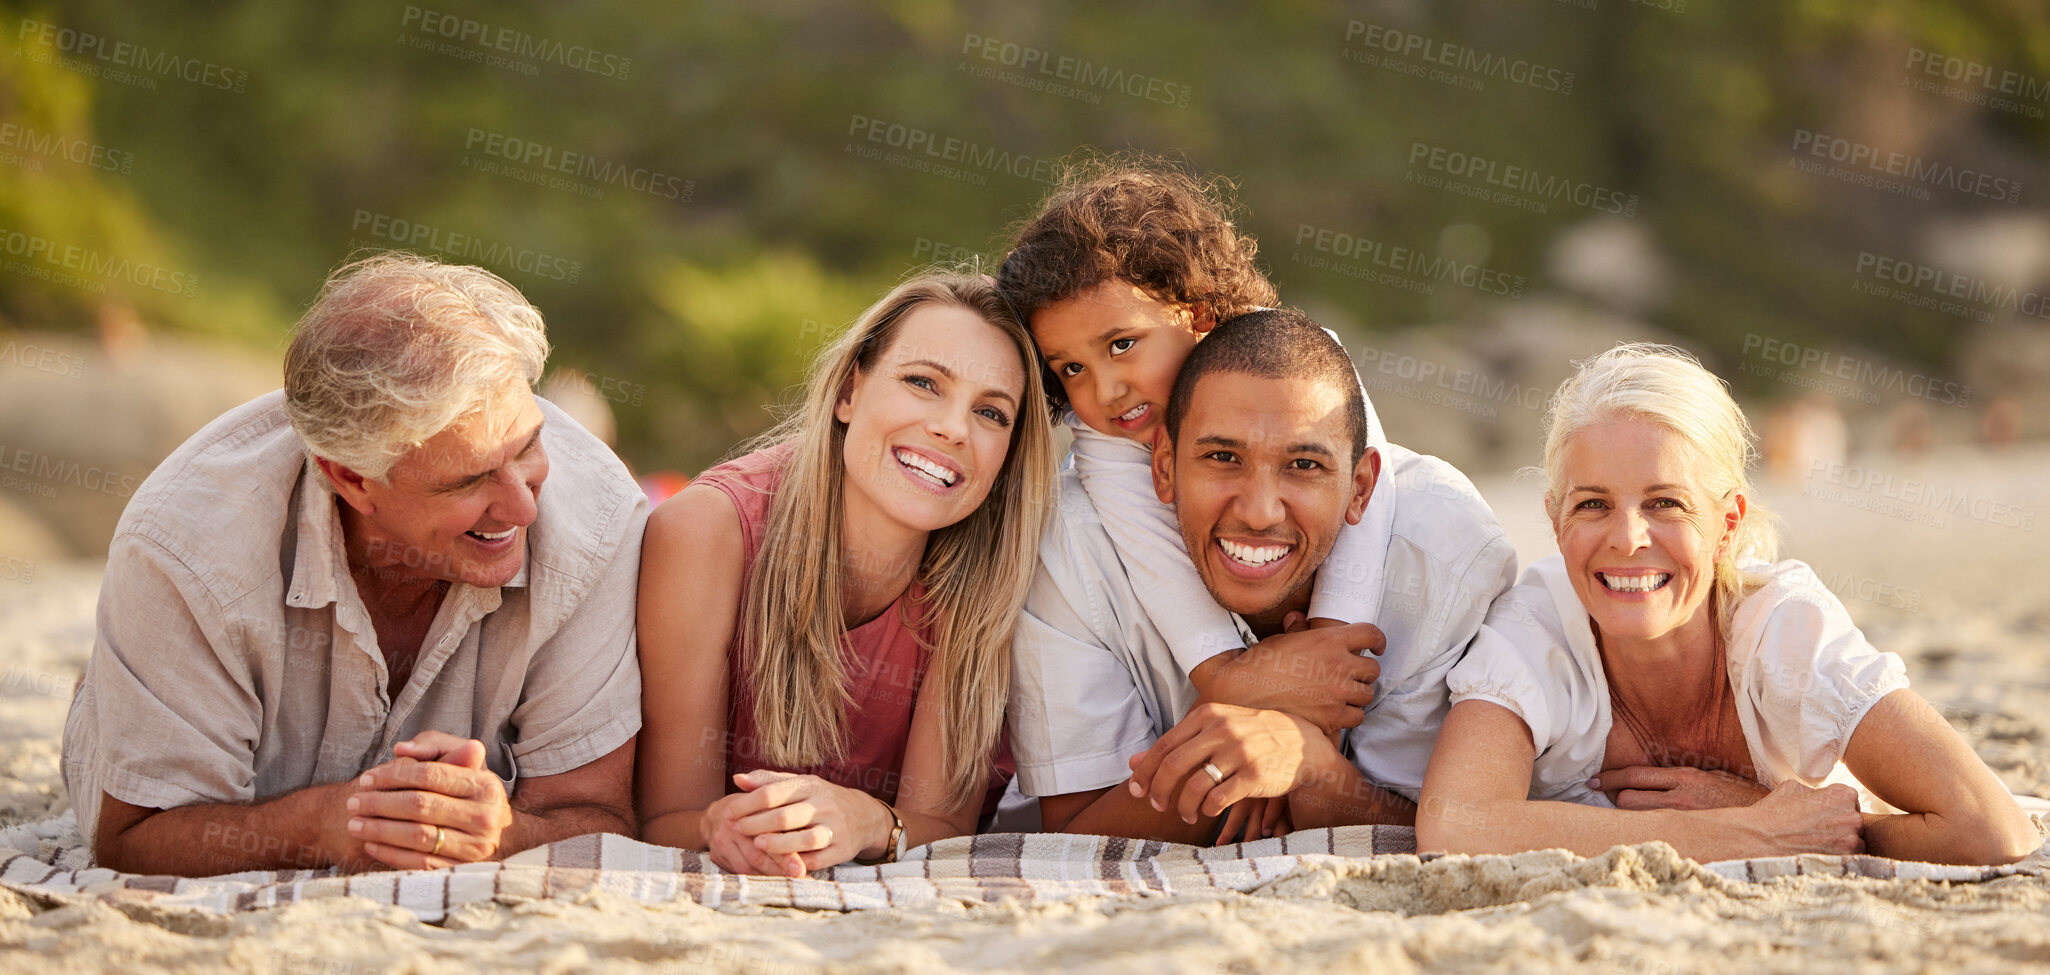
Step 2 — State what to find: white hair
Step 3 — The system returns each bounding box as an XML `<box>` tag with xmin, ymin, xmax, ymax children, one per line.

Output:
<box><xmin>284</xmin><ymin>252</ymin><xmax>550</xmax><ymax>482</ymax></box>
<box><xmin>1540</xmin><ymin>343</ymin><xmax>1778</xmax><ymax>634</ymax></box>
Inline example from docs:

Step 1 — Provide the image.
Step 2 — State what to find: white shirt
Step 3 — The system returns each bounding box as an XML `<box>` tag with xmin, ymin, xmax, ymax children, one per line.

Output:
<box><xmin>1446</xmin><ymin>554</ymin><xmax>1910</xmax><ymax>806</ymax></box>
<box><xmin>1008</xmin><ymin>444</ymin><xmax>1516</xmax><ymax>801</ymax></box>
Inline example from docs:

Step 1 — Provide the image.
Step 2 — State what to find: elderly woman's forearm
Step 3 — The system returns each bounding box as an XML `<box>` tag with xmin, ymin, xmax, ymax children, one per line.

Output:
<box><xmin>1860</xmin><ymin>808</ymin><xmax>2040</xmax><ymax>865</ymax></box>
<box><xmin>1417</xmin><ymin>797</ymin><xmax>1779</xmax><ymax>862</ymax></box>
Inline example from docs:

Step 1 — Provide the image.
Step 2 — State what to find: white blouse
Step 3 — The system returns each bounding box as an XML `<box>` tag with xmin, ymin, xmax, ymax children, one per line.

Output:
<box><xmin>1446</xmin><ymin>554</ymin><xmax>1910</xmax><ymax>806</ymax></box>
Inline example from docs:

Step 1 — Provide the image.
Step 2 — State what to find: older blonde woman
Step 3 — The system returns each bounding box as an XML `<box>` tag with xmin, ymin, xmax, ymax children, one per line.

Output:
<box><xmin>635</xmin><ymin>272</ymin><xmax>1054</xmax><ymax>876</ymax></box>
<box><xmin>1417</xmin><ymin>344</ymin><xmax>2038</xmax><ymax>865</ymax></box>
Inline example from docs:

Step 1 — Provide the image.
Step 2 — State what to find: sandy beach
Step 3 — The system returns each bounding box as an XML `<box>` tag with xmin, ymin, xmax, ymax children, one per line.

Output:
<box><xmin>0</xmin><ymin>448</ymin><xmax>2045</xmax><ymax>973</ymax></box>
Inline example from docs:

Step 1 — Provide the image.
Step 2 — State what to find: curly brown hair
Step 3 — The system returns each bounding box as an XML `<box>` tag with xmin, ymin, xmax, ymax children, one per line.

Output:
<box><xmin>997</xmin><ymin>154</ymin><xmax>1277</xmax><ymax>413</ymax></box>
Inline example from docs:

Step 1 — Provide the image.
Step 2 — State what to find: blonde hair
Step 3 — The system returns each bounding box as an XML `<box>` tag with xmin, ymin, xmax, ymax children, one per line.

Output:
<box><xmin>284</xmin><ymin>252</ymin><xmax>550</xmax><ymax>481</ymax></box>
<box><xmin>1539</xmin><ymin>343</ymin><xmax>1777</xmax><ymax>638</ymax></box>
<box><xmin>741</xmin><ymin>271</ymin><xmax>1054</xmax><ymax>810</ymax></box>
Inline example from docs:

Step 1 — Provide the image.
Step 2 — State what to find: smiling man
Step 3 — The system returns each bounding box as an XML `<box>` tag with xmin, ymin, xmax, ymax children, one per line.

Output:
<box><xmin>62</xmin><ymin>254</ymin><xmax>646</xmax><ymax>876</ymax></box>
<box><xmin>1009</xmin><ymin>309</ymin><xmax>1516</xmax><ymax>843</ymax></box>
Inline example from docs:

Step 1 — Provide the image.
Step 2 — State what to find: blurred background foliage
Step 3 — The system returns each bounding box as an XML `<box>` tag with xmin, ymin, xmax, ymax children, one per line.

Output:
<box><xmin>4</xmin><ymin>0</ymin><xmax>2049</xmax><ymax>480</ymax></box>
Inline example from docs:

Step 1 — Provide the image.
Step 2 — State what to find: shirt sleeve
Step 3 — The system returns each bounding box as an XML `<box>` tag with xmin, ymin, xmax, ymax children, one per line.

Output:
<box><xmin>1006</xmin><ymin>501</ymin><xmax>1161</xmax><ymax>798</ymax></box>
<box><xmin>1068</xmin><ymin>425</ymin><xmax>1245</xmax><ymax>674</ymax></box>
<box><xmin>1740</xmin><ymin>581</ymin><xmax>1910</xmax><ymax>784</ymax></box>
<box><xmin>1350</xmin><ymin>533</ymin><xmax>1519</xmax><ymax>798</ymax></box>
<box><xmin>63</xmin><ymin>532</ymin><xmax>263</xmax><ymax>838</ymax></box>
<box><xmin>1306</xmin><ymin>499</ymin><xmax>1390</xmax><ymax>625</ymax></box>
<box><xmin>505</xmin><ymin>496</ymin><xmax>648</xmax><ymax>780</ymax></box>
<box><xmin>1445</xmin><ymin>586</ymin><xmax>1571</xmax><ymax>755</ymax></box>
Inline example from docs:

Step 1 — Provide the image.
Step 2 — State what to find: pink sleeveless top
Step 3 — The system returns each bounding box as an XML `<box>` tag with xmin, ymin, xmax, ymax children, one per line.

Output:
<box><xmin>694</xmin><ymin>444</ymin><xmax>1011</xmax><ymax>811</ymax></box>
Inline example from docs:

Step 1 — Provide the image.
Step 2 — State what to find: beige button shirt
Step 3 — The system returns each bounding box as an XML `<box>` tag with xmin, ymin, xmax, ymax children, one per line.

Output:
<box><xmin>62</xmin><ymin>390</ymin><xmax>646</xmax><ymax>840</ymax></box>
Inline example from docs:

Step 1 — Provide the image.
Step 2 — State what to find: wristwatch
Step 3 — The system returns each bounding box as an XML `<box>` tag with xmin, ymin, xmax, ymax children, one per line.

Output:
<box><xmin>854</xmin><ymin>796</ymin><xmax>905</xmax><ymax>865</ymax></box>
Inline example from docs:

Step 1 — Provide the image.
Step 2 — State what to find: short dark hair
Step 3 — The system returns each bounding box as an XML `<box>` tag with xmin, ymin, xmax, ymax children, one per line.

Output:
<box><xmin>1164</xmin><ymin>309</ymin><xmax>1368</xmax><ymax>465</ymax></box>
<box><xmin>997</xmin><ymin>154</ymin><xmax>1277</xmax><ymax>416</ymax></box>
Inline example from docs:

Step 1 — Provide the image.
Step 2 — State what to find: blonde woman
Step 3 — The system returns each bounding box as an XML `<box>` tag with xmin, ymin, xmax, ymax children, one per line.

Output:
<box><xmin>635</xmin><ymin>272</ymin><xmax>1054</xmax><ymax>876</ymax></box>
<box><xmin>1418</xmin><ymin>344</ymin><xmax>2038</xmax><ymax>865</ymax></box>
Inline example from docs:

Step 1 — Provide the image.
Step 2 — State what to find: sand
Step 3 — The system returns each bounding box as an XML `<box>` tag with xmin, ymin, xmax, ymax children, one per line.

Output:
<box><xmin>0</xmin><ymin>448</ymin><xmax>2046</xmax><ymax>973</ymax></box>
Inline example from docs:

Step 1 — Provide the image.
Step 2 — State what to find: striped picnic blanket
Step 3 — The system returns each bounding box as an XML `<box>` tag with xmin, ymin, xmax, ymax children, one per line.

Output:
<box><xmin>1</xmin><ymin>813</ymin><xmax>2042</xmax><ymax>922</ymax></box>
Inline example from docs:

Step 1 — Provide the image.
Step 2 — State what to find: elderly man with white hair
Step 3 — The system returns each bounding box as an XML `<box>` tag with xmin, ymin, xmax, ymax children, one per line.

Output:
<box><xmin>62</xmin><ymin>253</ymin><xmax>646</xmax><ymax>876</ymax></box>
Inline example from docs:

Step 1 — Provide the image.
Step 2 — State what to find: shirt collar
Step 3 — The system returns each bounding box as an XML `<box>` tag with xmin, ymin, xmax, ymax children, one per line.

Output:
<box><xmin>285</xmin><ymin>462</ymin><xmax>345</xmax><ymax>610</ymax></box>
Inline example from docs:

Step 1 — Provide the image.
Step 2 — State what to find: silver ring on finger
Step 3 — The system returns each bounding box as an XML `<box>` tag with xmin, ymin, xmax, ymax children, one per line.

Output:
<box><xmin>821</xmin><ymin>825</ymin><xmax>834</xmax><ymax>847</ymax></box>
<box><xmin>1202</xmin><ymin>761</ymin><xmax>1225</xmax><ymax>785</ymax></box>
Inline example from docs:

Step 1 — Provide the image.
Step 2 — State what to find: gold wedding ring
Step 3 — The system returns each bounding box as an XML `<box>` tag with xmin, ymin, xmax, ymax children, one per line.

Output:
<box><xmin>430</xmin><ymin>824</ymin><xmax>445</xmax><ymax>856</ymax></box>
<box><xmin>1202</xmin><ymin>761</ymin><xmax>1225</xmax><ymax>785</ymax></box>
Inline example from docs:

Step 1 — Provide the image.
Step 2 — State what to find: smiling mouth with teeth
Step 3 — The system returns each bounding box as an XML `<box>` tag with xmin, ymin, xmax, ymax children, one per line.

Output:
<box><xmin>1219</xmin><ymin>538</ymin><xmax>1293</xmax><ymax>567</ymax></box>
<box><xmin>1598</xmin><ymin>572</ymin><xmax>1672</xmax><ymax>593</ymax></box>
<box><xmin>1116</xmin><ymin>404</ymin><xmax>1149</xmax><ymax>422</ymax></box>
<box><xmin>467</xmin><ymin>527</ymin><xmax>516</xmax><ymax>542</ymax></box>
<box><xmin>894</xmin><ymin>448</ymin><xmax>959</xmax><ymax>488</ymax></box>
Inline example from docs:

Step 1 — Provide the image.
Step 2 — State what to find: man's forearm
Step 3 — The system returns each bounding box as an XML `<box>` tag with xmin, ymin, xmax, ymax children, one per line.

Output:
<box><xmin>1286</xmin><ymin>754</ymin><xmax>1416</xmax><ymax>829</ymax></box>
<box><xmin>1061</xmin><ymin>785</ymin><xmax>1220</xmax><ymax>846</ymax></box>
<box><xmin>497</xmin><ymin>800</ymin><xmax>635</xmax><ymax>858</ymax></box>
<box><xmin>103</xmin><ymin>788</ymin><xmax>634</xmax><ymax>875</ymax></box>
<box><xmin>97</xmin><ymin>781</ymin><xmax>361</xmax><ymax>876</ymax></box>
